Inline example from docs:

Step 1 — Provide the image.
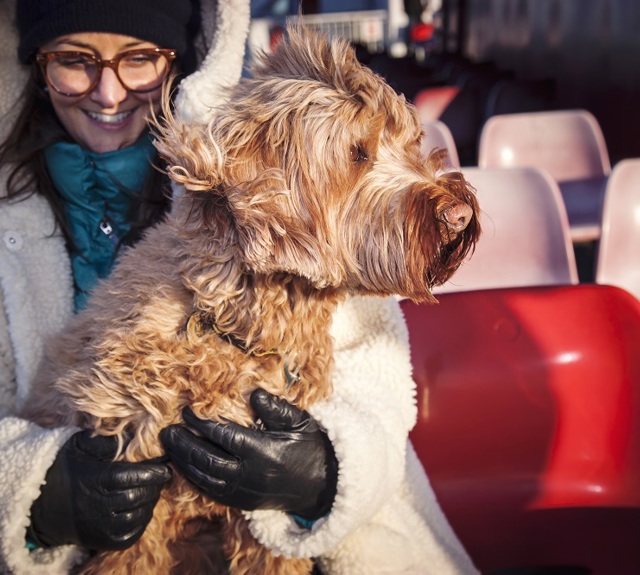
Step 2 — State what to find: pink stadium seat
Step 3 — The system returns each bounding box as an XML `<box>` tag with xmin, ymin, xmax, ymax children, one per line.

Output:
<box><xmin>421</xmin><ymin>119</ymin><xmax>460</xmax><ymax>168</ymax></box>
<box><xmin>595</xmin><ymin>158</ymin><xmax>640</xmax><ymax>300</ymax></box>
<box><xmin>478</xmin><ymin>110</ymin><xmax>611</xmax><ymax>243</ymax></box>
<box><xmin>434</xmin><ymin>167</ymin><xmax>578</xmax><ymax>293</ymax></box>
<box><xmin>402</xmin><ymin>284</ymin><xmax>640</xmax><ymax>575</ymax></box>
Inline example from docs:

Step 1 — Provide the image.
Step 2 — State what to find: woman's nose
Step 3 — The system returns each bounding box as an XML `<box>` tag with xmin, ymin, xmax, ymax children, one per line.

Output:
<box><xmin>88</xmin><ymin>67</ymin><xmax>128</xmax><ymax>108</ymax></box>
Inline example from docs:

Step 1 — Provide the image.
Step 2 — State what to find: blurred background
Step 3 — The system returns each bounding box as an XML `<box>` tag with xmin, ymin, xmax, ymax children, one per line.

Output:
<box><xmin>248</xmin><ymin>0</ymin><xmax>639</xmax><ymax>166</ymax></box>
<box><xmin>247</xmin><ymin>5</ymin><xmax>640</xmax><ymax>574</ymax></box>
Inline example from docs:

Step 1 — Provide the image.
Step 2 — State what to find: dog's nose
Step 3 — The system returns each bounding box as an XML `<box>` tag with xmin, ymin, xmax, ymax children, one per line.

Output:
<box><xmin>443</xmin><ymin>203</ymin><xmax>473</xmax><ymax>233</ymax></box>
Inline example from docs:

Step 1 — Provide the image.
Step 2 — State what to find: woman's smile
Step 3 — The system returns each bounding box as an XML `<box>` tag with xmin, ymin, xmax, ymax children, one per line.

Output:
<box><xmin>83</xmin><ymin>109</ymin><xmax>134</xmax><ymax>125</ymax></box>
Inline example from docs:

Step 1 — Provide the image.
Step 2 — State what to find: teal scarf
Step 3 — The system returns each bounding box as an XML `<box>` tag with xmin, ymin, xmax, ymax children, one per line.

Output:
<box><xmin>44</xmin><ymin>135</ymin><xmax>156</xmax><ymax>311</ymax></box>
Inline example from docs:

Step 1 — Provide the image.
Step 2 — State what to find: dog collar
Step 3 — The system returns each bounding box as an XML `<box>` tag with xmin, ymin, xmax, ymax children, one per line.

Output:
<box><xmin>186</xmin><ymin>310</ymin><xmax>278</xmax><ymax>357</ymax></box>
<box><xmin>185</xmin><ymin>311</ymin><xmax>302</xmax><ymax>388</ymax></box>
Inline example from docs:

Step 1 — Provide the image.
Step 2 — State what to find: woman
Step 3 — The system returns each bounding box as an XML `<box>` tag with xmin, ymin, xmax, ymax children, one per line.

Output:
<box><xmin>0</xmin><ymin>0</ymin><xmax>478</xmax><ymax>574</ymax></box>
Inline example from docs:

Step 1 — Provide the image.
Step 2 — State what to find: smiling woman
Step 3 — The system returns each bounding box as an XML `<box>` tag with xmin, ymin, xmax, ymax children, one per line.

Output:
<box><xmin>36</xmin><ymin>35</ymin><xmax>175</xmax><ymax>153</ymax></box>
<box><xmin>0</xmin><ymin>2</ymin><xmax>199</xmax><ymax>573</ymax></box>
<box><xmin>0</xmin><ymin>0</ymin><xmax>194</xmax><ymax>297</ymax></box>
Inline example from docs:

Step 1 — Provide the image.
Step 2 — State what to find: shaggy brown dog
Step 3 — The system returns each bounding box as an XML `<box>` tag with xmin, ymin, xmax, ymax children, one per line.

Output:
<box><xmin>24</xmin><ymin>24</ymin><xmax>480</xmax><ymax>575</ymax></box>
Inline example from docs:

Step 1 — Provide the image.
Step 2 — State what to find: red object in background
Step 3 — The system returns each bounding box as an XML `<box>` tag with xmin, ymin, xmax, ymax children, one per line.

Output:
<box><xmin>269</xmin><ymin>25</ymin><xmax>284</xmax><ymax>51</ymax></box>
<box><xmin>410</xmin><ymin>22</ymin><xmax>434</xmax><ymax>43</ymax></box>
<box><xmin>401</xmin><ymin>285</ymin><xmax>640</xmax><ymax>575</ymax></box>
<box><xmin>413</xmin><ymin>85</ymin><xmax>460</xmax><ymax>122</ymax></box>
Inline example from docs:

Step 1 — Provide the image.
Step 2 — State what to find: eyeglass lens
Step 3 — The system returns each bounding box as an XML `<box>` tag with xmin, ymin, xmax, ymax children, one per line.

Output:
<box><xmin>45</xmin><ymin>51</ymin><xmax>171</xmax><ymax>96</ymax></box>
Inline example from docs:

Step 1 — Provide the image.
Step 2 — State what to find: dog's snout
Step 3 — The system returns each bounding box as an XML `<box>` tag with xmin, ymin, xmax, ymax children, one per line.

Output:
<box><xmin>443</xmin><ymin>203</ymin><xmax>473</xmax><ymax>234</ymax></box>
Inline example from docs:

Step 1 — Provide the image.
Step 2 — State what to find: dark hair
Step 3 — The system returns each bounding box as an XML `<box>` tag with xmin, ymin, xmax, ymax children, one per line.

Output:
<box><xmin>0</xmin><ymin>70</ymin><xmax>173</xmax><ymax>250</ymax></box>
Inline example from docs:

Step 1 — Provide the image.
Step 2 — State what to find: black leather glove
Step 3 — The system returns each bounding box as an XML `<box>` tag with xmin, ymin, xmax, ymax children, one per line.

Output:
<box><xmin>160</xmin><ymin>389</ymin><xmax>338</xmax><ymax>521</ymax></box>
<box><xmin>29</xmin><ymin>430</ymin><xmax>171</xmax><ymax>550</ymax></box>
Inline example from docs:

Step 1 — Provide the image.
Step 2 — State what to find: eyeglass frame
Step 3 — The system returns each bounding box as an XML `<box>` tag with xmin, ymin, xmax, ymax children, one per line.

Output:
<box><xmin>35</xmin><ymin>48</ymin><xmax>177</xmax><ymax>97</ymax></box>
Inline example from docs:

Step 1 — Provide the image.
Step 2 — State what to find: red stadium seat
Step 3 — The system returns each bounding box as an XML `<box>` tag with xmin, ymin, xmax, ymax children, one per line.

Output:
<box><xmin>402</xmin><ymin>285</ymin><xmax>640</xmax><ymax>575</ymax></box>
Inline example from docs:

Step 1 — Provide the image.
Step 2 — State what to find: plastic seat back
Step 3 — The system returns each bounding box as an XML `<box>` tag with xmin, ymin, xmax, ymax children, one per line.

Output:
<box><xmin>421</xmin><ymin>119</ymin><xmax>460</xmax><ymax>168</ymax></box>
<box><xmin>478</xmin><ymin>109</ymin><xmax>611</xmax><ymax>181</ymax></box>
<box><xmin>595</xmin><ymin>158</ymin><xmax>640</xmax><ymax>299</ymax></box>
<box><xmin>435</xmin><ymin>167</ymin><xmax>578</xmax><ymax>293</ymax></box>
<box><xmin>477</xmin><ymin>110</ymin><xmax>611</xmax><ymax>242</ymax></box>
<box><xmin>402</xmin><ymin>284</ymin><xmax>640</xmax><ymax>575</ymax></box>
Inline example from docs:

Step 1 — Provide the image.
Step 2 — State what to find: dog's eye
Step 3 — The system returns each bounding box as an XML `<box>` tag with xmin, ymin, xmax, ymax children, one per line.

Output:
<box><xmin>350</xmin><ymin>144</ymin><xmax>368</xmax><ymax>163</ymax></box>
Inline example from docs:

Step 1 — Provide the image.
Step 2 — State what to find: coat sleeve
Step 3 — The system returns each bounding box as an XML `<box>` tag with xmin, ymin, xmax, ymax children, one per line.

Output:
<box><xmin>244</xmin><ymin>295</ymin><xmax>419</xmax><ymax>558</ymax></box>
<box><xmin>245</xmin><ymin>295</ymin><xmax>479</xmax><ymax>574</ymax></box>
<box><xmin>0</xmin><ymin>417</ymin><xmax>85</xmax><ymax>575</ymax></box>
<box><xmin>317</xmin><ymin>441</ymin><xmax>480</xmax><ymax>575</ymax></box>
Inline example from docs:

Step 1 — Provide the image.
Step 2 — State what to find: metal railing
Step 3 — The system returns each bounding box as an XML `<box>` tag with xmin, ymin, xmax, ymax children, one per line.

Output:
<box><xmin>288</xmin><ymin>10</ymin><xmax>388</xmax><ymax>53</ymax></box>
<box><xmin>249</xmin><ymin>10</ymin><xmax>402</xmax><ymax>56</ymax></box>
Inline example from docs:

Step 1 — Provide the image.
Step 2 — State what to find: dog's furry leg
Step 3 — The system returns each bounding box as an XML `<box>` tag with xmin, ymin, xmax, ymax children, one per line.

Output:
<box><xmin>75</xmin><ymin>494</ymin><xmax>228</xmax><ymax>575</ymax></box>
<box><xmin>167</xmin><ymin>516</ymin><xmax>229</xmax><ymax>575</ymax></box>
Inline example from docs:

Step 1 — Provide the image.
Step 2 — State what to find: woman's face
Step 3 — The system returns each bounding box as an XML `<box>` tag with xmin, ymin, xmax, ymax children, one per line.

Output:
<box><xmin>40</xmin><ymin>33</ymin><xmax>165</xmax><ymax>154</ymax></box>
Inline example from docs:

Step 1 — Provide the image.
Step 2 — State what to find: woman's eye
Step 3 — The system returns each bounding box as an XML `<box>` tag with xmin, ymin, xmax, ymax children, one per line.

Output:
<box><xmin>350</xmin><ymin>145</ymin><xmax>368</xmax><ymax>163</ymax></box>
<box><xmin>123</xmin><ymin>54</ymin><xmax>156</xmax><ymax>66</ymax></box>
<box><xmin>55</xmin><ymin>55</ymin><xmax>93</xmax><ymax>68</ymax></box>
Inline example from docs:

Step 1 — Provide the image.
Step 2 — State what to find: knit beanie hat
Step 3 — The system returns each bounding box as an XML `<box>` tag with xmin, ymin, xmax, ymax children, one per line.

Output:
<box><xmin>17</xmin><ymin>0</ymin><xmax>194</xmax><ymax>64</ymax></box>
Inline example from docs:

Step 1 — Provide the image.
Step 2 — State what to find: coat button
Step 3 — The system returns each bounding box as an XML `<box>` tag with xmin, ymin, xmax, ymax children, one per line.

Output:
<box><xmin>3</xmin><ymin>231</ymin><xmax>24</xmax><ymax>251</ymax></box>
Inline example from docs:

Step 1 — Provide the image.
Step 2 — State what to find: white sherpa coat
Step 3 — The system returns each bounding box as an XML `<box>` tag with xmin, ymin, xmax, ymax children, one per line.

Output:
<box><xmin>0</xmin><ymin>1</ymin><xmax>478</xmax><ymax>574</ymax></box>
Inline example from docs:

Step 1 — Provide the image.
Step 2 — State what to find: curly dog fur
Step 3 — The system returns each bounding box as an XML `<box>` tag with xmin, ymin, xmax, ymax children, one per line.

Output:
<box><xmin>23</xmin><ymin>24</ymin><xmax>480</xmax><ymax>575</ymax></box>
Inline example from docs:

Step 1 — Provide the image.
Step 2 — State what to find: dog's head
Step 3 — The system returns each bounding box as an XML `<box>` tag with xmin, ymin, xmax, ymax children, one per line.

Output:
<box><xmin>159</xmin><ymin>24</ymin><xmax>480</xmax><ymax>303</ymax></box>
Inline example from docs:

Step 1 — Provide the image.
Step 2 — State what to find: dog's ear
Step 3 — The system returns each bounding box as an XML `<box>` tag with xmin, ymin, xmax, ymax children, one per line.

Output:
<box><xmin>155</xmin><ymin>121</ymin><xmax>225</xmax><ymax>193</ymax></box>
<box><xmin>227</xmin><ymin>179</ymin><xmax>346</xmax><ymax>288</ymax></box>
<box><xmin>153</xmin><ymin>93</ymin><xmax>226</xmax><ymax>193</ymax></box>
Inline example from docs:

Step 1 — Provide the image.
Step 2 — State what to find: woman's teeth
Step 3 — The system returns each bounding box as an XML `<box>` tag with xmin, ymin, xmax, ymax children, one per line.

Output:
<box><xmin>85</xmin><ymin>110</ymin><xmax>133</xmax><ymax>124</ymax></box>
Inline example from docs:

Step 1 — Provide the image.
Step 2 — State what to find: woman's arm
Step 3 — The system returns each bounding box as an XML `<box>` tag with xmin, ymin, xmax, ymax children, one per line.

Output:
<box><xmin>245</xmin><ymin>295</ymin><xmax>417</xmax><ymax>558</ymax></box>
<box><xmin>247</xmin><ymin>295</ymin><xmax>478</xmax><ymax>574</ymax></box>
